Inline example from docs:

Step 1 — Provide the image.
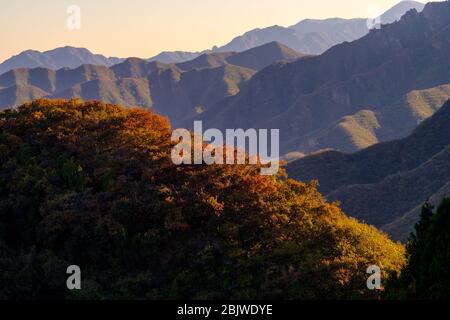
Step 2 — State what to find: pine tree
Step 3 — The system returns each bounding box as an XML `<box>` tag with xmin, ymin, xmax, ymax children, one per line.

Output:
<box><xmin>386</xmin><ymin>198</ymin><xmax>450</xmax><ymax>299</ymax></box>
<box><xmin>424</xmin><ymin>198</ymin><xmax>450</xmax><ymax>298</ymax></box>
<box><xmin>406</xmin><ymin>201</ymin><xmax>434</xmax><ymax>286</ymax></box>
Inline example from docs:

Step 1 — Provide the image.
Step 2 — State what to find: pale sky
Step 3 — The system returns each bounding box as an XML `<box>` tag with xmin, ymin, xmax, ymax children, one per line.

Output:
<box><xmin>0</xmin><ymin>0</ymin><xmax>428</xmax><ymax>62</ymax></box>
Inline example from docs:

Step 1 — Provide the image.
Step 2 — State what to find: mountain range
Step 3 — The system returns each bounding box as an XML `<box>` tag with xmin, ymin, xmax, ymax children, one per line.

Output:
<box><xmin>0</xmin><ymin>42</ymin><xmax>304</xmax><ymax>126</ymax></box>
<box><xmin>145</xmin><ymin>0</ymin><xmax>424</xmax><ymax>62</ymax></box>
<box><xmin>1</xmin><ymin>2</ymin><xmax>447</xmax><ymax>157</ymax></box>
<box><xmin>0</xmin><ymin>1</ymin><xmax>424</xmax><ymax>74</ymax></box>
<box><xmin>193</xmin><ymin>1</ymin><xmax>450</xmax><ymax>155</ymax></box>
<box><xmin>0</xmin><ymin>46</ymin><xmax>124</xmax><ymax>76</ymax></box>
<box><xmin>287</xmin><ymin>98</ymin><xmax>450</xmax><ymax>241</ymax></box>
<box><xmin>215</xmin><ymin>1</ymin><xmax>424</xmax><ymax>54</ymax></box>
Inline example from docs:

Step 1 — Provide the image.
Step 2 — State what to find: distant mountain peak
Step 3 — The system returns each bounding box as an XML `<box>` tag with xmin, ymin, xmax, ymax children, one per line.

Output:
<box><xmin>175</xmin><ymin>42</ymin><xmax>305</xmax><ymax>72</ymax></box>
<box><xmin>148</xmin><ymin>51</ymin><xmax>202</xmax><ymax>64</ymax></box>
<box><xmin>378</xmin><ymin>0</ymin><xmax>425</xmax><ymax>25</ymax></box>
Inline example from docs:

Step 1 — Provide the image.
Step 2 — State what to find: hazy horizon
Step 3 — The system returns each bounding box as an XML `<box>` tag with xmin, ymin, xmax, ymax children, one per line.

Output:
<box><xmin>0</xmin><ymin>0</ymin><xmax>429</xmax><ymax>62</ymax></box>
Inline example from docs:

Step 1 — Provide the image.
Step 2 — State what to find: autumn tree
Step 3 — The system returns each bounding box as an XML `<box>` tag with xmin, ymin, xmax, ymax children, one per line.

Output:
<box><xmin>0</xmin><ymin>99</ymin><xmax>405</xmax><ymax>300</ymax></box>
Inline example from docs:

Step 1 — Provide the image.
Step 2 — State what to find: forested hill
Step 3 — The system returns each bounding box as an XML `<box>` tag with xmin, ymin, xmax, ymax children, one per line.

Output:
<box><xmin>0</xmin><ymin>99</ymin><xmax>405</xmax><ymax>299</ymax></box>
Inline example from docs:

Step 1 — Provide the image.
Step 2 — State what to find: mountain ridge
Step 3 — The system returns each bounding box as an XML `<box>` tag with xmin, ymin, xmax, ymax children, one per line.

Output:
<box><xmin>0</xmin><ymin>1</ymin><xmax>424</xmax><ymax>69</ymax></box>
<box><xmin>0</xmin><ymin>42</ymin><xmax>305</xmax><ymax>126</ymax></box>
<box><xmin>149</xmin><ymin>0</ymin><xmax>424</xmax><ymax>61</ymax></box>
<box><xmin>0</xmin><ymin>46</ymin><xmax>124</xmax><ymax>76</ymax></box>
<box><xmin>287</xmin><ymin>98</ymin><xmax>450</xmax><ymax>241</ymax></box>
<box><xmin>192</xmin><ymin>1</ymin><xmax>450</xmax><ymax>155</ymax></box>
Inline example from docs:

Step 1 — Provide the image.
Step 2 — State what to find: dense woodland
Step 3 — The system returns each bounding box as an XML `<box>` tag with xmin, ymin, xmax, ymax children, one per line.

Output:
<box><xmin>0</xmin><ymin>99</ymin><xmax>415</xmax><ymax>300</ymax></box>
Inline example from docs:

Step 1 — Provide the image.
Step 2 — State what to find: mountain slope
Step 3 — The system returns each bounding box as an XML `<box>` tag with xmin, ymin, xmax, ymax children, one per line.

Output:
<box><xmin>195</xmin><ymin>1</ymin><xmax>450</xmax><ymax>155</ymax></box>
<box><xmin>0</xmin><ymin>46</ymin><xmax>124</xmax><ymax>76</ymax></box>
<box><xmin>329</xmin><ymin>145</ymin><xmax>450</xmax><ymax>227</ymax></box>
<box><xmin>177</xmin><ymin>42</ymin><xmax>306</xmax><ymax>72</ymax></box>
<box><xmin>383</xmin><ymin>181</ymin><xmax>450</xmax><ymax>241</ymax></box>
<box><xmin>176</xmin><ymin>52</ymin><xmax>236</xmax><ymax>71</ymax></box>
<box><xmin>0</xmin><ymin>84</ymin><xmax>48</xmax><ymax>107</ymax></box>
<box><xmin>0</xmin><ymin>59</ymin><xmax>254</xmax><ymax>126</ymax></box>
<box><xmin>293</xmin><ymin>84</ymin><xmax>450</xmax><ymax>153</ymax></box>
<box><xmin>227</xmin><ymin>42</ymin><xmax>307</xmax><ymax>70</ymax></box>
<box><xmin>147</xmin><ymin>63</ymin><xmax>256</xmax><ymax>124</ymax></box>
<box><xmin>287</xmin><ymin>99</ymin><xmax>450</xmax><ymax>241</ymax></box>
<box><xmin>0</xmin><ymin>60</ymin><xmax>255</xmax><ymax>126</ymax></box>
<box><xmin>216</xmin><ymin>25</ymin><xmax>307</xmax><ymax>53</ymax></box>
<box><xmin>148</xmin><ymin>51</ymin><xmax>202</xmax><ymax>63</ymax></box>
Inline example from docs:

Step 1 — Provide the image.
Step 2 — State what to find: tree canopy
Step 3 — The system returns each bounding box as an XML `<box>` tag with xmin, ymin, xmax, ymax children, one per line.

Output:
<box><xmin>0</xmin><ymin>99</ymin><xmax>405</xmax><ymax>299</ymax></box>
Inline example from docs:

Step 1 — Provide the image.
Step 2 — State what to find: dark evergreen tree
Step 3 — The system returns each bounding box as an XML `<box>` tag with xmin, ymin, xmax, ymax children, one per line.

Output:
<box><xmin>386</xmin><ymin>199</ymin><xmax>450</xmax><ymax>299</ymax></box>
<box><xmin>424</xmin><ymin>199</ymin><xmax>450</xmax><ymax>298</ymax></box>
<box><xmin>406</xmin><ymin>201</ymin><xmax>434</xmax><ymax>289</ymax></box>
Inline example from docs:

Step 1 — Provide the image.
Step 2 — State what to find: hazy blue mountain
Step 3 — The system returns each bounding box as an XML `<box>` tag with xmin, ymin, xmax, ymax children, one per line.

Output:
<box><xmin>378</xmin><ymin>0</ymin><xmax>425</xmax><ymax>24</ymax></box>
<box><xmin>2</xmin><ymin>1</ymin><xmax>423</xmax><ymax>71</ymax></box>
<box><xmin>214</xmin><ymin>25</ymin><xmax>304</xmax><ymax>53</ymax></box>
<box><xmin>139</xmin><ymin>1</ymin><xmax>424</xmax><ymax>64</ymax></box>
<box><xmin>148</xmin><ymin>51</ymin><xmax>202</xmax><ymax>63</ymax></box>
<box><xmin>0</xmin><ymin>46</ymin><xmax>124</xmax><ymax>76</ymax></box>
<box><xmin>286</xmin><ymin>18</ymin><xmax>368</xmax><ymax>54</ymax></box>
<box><xmin>176</xmin><ymin>42</ymin><xmax>307</xmax><ymax>72</ymax></box>
<box><xmin>213</xmin><ymin>0</ymin><xmax>424</xmax><ymax>54</ymax></box>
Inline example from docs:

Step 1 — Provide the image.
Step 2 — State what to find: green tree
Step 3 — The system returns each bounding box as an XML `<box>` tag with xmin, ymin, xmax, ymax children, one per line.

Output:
<box><xmin>386</xmin><ymin>199</ymin><xmax>450</xmax><ymax>299</ymax></box>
